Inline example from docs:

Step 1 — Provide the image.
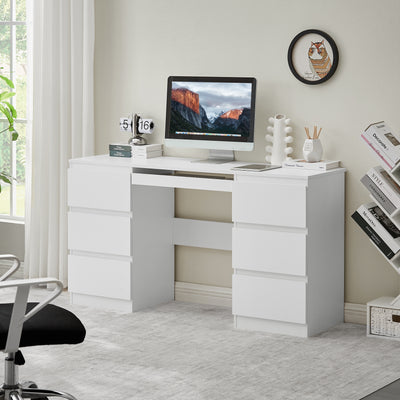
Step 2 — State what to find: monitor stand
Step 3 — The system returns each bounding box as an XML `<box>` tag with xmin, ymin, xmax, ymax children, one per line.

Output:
<box><xmin>191</xmin><ymin>149</ymin><xmax>234</xmax><ymax>164</ymax></box>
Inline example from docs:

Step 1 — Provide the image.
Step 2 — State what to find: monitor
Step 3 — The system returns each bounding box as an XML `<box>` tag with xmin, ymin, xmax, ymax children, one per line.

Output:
<box><xmin>165</xmin><ymin>76</ymin><xmax>256</xmax><ymax>163</ymax></box>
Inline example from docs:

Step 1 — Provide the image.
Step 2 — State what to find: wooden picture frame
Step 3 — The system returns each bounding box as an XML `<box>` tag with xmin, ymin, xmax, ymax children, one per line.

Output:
<box><xmin>288</xmin><ymin>29</ymin><xmax>339</xmax><ymax>85</ymax></box>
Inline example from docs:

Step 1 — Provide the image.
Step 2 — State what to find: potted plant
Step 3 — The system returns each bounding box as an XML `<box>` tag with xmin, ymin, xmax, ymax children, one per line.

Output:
<box><xmin>0</xmin><ymin>71</ymin><xmax>18</xmax><ymax>192</ymax></box>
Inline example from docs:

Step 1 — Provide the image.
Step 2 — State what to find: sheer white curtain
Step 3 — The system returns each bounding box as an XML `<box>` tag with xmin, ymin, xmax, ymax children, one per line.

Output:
<box><xmin>25</xmin><ymin>0</ymin><xmax>95</xmax><ymax>284</ymax></box>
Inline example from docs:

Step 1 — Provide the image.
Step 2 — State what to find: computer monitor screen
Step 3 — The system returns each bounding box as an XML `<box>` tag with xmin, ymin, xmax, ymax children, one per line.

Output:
<box><xmin>165</xmin><ymin>76</ymin><xmax>256</xmax><ymax>152</ymax></box>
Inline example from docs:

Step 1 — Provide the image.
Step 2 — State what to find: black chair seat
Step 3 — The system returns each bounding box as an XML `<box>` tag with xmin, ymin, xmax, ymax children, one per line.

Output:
<box><xmin>0</xmin><ymin>302</ymin><xmax>86</xmax><ymax>350</ymax></box>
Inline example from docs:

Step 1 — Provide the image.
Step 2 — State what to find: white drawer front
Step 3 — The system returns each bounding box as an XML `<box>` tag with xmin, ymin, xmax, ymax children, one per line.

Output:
<box><xmin>232</xmin><ymin>228</ymin><xmax>306</xmax><ymax>276</ymax></box>
<box><xmin>68</xmin><ymin>212</ymin><xmax>131</xmax><ymax>256</ymax></box>
<box><xmin>68</xmin><ymin>255</ymin><xmax>131</xmax><ymax>300</ymax></box>
<box><xmin>232</xmin><ymin>181</ymin><xmax>307</xmax><ymax>228</ymax></box>
<box><xmin>68</xmin><ymin>166</ymin><xmax>131</xmax><ymax>211</ymax></box>
<box><xmin>232</xmin><ymin>274</ymin><xmax>306</xmax><ymax>324</ymax></box>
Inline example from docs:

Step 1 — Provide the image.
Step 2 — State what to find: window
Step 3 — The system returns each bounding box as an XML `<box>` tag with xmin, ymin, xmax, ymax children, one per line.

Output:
<box><xmin>0</xmin><ymin>0</ymin><xmax>26</xmax><ymax>219</ymax></box>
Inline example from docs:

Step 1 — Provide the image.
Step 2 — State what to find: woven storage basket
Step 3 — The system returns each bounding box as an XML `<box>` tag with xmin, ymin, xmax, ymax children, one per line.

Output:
<box><xmin>370</xmin><ymin>306</ymin><xmax>400</xmax><ymax>337</ymax></box>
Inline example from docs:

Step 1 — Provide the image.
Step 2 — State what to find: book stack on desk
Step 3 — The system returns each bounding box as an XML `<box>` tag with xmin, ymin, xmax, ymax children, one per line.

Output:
<box><xmin>132</xmin><ymin>144</ymin><xmax>163</xmax><ymax>159</ymax></box>
<box><xmin>109</xmin><ymin>143</ymin><xmax>132</xmax><ymax>158</ymax></box>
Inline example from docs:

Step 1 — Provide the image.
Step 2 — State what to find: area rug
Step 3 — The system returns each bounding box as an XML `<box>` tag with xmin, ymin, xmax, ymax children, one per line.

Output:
<box><xmin>3</xmin><ymin>288</ymin><xmax>400</xmax><ymax>400</ymax></box>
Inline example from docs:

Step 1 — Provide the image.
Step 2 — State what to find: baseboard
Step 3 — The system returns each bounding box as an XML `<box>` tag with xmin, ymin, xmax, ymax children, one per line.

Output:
<box><xmin>174</xmin><ymin>281</ymin><xmax>232</xmax><ymax>307</ymax></box>
<box><xmin>344</xmin><ymin>302</ymin><xmax>367</xmax><ymax>325</ymax></box>
<box><xmin>0</xmin><ymin>260</ymin><xmax>24</xmax><ymax>279</ymax></box>
<box><xmin>174</xmin><ymin>282</ymin><xmax>368</xmax><ymax>325</ymax></box>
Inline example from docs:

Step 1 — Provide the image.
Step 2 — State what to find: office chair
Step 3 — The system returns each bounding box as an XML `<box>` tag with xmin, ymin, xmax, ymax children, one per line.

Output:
<box><xmin>0</xmin><ymin>254</ymin><xmax>86</xmax><ymax>400</ymax></box>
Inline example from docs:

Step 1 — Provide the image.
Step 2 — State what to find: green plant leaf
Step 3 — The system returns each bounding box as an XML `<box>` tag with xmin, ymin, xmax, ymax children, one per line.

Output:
<box><xmin>3</xmin><ymin>101</ymin><xmax>17</xmax><ymax>118</ymax></box>
<box><xmin>11</xmin><ymin>131</ymin><xmax>18</xmax><ymax>141</ymax></box>
<box><xmin>0</xmin><ymin>91</ymin><xmax>15</xmax><ymax>102</ymax></box>
<box><xmin>0</xmin><ymin>173</ymin><xmax>11</xmax><ymax>185</ymax></box>
<box><xmin>0</xmin><ymin>75</ymin><xmax>14</xmax><ymax>89</ymax></box>
<box><xmin>0</xmin><ymin>104</ymin><xmax>13</xmax><ymax>124</ymax></box>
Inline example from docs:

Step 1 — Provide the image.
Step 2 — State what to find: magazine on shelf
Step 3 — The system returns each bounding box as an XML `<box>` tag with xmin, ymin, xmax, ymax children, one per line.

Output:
<box><xmin>363</xmin><ymin>122</ymin><xmax>400</xmax><ymax>169</ymax></box>
<box><xmin>351</xmin><ymin>210</ymin><xmax>395</xmax><ymax>259</ymax></box>
<box><xmin>367</xmin><ymin>166</ymin><xmax>400</xmax><ymax>208</ymax></box>
<box><xmin>361</xmin><ymin>133</ymin><xmax>395</xmax><ymax>170</ymax></box>
<box><xmin>358</xmin><ymin>202</ymin><xmax>400</xmax><ymax>254</ymax></box>
<box><xmin>361</xmin><ymin>175</ymin><xmax>396</xmax><ymax>215</ymax></box>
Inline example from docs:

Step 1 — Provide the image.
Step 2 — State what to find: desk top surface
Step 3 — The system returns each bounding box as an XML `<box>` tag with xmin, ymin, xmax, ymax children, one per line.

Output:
<box><xmin>70</xmin><ymin>154</ymin><xmax>345</xmax><ymax>179</ymax></box>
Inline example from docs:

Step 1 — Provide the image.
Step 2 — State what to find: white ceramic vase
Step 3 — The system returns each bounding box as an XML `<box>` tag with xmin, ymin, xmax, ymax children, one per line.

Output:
<box><xmin>265</xmin><ymin>114</ymin><xmax>293</xmax><ymax>165</ymax></box>
<box><xmin>303</xmin><ymin>139</ymin><xmax>323</xmax><ymax>162</ymax></box>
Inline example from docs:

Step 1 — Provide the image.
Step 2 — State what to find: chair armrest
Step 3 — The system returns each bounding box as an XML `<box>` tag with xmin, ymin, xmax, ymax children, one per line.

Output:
<box><xmin>0</xmin><ymin>254</ymin><xmax>21</xmax><ymax>282</ymax></box>
<box><xmin>0</xmin><ymin>277</ymin><xmax>64</xmax><ymax>353</ymax></box>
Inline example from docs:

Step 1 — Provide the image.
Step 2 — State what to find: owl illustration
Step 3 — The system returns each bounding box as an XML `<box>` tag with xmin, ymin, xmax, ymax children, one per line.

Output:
<box><xmin>308</xmin><ymin>40</ymin><xmax>332</xmax><ymax>79</ymax></box>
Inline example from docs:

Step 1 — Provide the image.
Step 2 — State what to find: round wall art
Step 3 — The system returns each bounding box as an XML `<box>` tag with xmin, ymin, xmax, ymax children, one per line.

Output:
<box><xmin>288</xmin><ymin>29</ymin><xmax>339</xmax><ymax>85</ymax></box>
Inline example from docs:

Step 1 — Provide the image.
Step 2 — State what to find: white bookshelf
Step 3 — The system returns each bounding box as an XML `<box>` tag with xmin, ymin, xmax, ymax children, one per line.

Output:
<box><xmin>360</xmin><ymin>129</ymin><xmax>400</xmax><ymax>337</ymax></box>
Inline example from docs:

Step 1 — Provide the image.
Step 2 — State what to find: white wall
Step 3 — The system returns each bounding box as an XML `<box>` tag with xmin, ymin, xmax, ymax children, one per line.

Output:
<box><xmin>0</xmin><ymin>221</ymin><xmax>24</xmax><ymax>260</ymax></box>
<box><xmin>94</xmin><ymin>0</ymin><xmax>400</xmax><ymax>305</ymax></box>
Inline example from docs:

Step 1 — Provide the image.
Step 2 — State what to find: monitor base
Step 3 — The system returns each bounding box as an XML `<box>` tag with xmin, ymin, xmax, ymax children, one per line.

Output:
<box><xmin>190</xmin><ymin>149</ymin><xmax>234</xmax><ymax>164</ymax></box>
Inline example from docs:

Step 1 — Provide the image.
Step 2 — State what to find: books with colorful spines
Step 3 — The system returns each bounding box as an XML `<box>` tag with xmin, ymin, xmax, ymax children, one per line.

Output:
<box><xmin>367</xmin><ymin>166</ymin><xmax>400</xmax><ymax>209</ymax></box>
<box><xmin>281</xmin><ymin>159</ymin><xmax>340</xmax><ymax>170</ymax></box>
<box><xmin>362</xmin><ymin>122</ymin><xmax>400</xmax><ymax>170</ymax></box>
<box><xmin>357</xmin><ymin>202</ymin><xmax>400</xmax><ymax>255</ymax></box>
<box><xmin>352</xmin><ymin>209</ymin><xmax>395</xmax><ymax>259</ymax></box>
<box><xmin>361</xmin><ymin>174</ymin><xmax>396</xmax><ymax>215</ymax></box>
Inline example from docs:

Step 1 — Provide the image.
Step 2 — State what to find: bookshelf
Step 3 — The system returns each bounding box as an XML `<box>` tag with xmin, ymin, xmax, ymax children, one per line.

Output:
<box><xmin>356</xmin><ymin>122</ymin><xmax>400</xmax><ymax>335</ymax></box>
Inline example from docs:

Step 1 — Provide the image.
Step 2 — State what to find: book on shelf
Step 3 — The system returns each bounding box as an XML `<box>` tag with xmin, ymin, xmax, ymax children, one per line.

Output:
<box><xmin>357</xmin><ymin>202</ymin><xmax>400</xmax><ymax>254</ymax></box>
<box><xmin>361</xmin><ymin>175</ymin><xmax>396</xmax><ymax>215</ymax></box>
<box><xmin>367</xmin><ymin>166</ymin><xmax>400</xmax><ymax>209</ymax></box>
<box><xmin>351</xmin><ymin>210</ymin><xmax>395</xmax><ymax>259</ymax></box>
<box><xmin>281</xmin><ymin>159</ymin><xmax>340</xmax><ymax>170</ymax></box>
<box><xmin>362</xmin><ymin>122</ymin><xmax>400</xmax><ymax>170</ymax></box>
<box><xmin>361</xmin><ymin>135</ymin><xmax>395</xmax><ymax>170</ymax></box>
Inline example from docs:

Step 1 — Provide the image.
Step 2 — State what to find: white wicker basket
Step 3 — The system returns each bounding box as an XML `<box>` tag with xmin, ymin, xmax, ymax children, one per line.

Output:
<box><xmin>370</xmin><ymin>305</ymin><xmax>400</xmax><ymax>338</ymax></box>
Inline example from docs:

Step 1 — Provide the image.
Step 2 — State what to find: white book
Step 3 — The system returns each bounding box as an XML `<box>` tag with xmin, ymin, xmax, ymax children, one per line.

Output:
<box><xmin>367</xmin><ymin>166</ymin><xmax>400</xmax><ymax>209</ymax></box>
<box><xmin>132</xmin><ymin>144</ymin><xmax>162</xmax><ymax>154</ymax></box>
<box><xmin>361</xmin><ymin>133</ymin><xmax>395</xmax><ymax>170</ymax></box>
<box><xmin>358</xmin><ymin>202</ymin><xmax>400</xmax><ymax>253</ymax></box>
<box><xmin>132</xmin><ymin>151</ymin><xmax>162</xmax><ymax>159</ymax></box>
<box><xmin>363</xmin><ymin>122</ymin><xmax>400</xmax><ymax>167</ymax></box>
<box><xmin>282</xmin><ymin>159</ymin><xmax>340</xmax><ymax>170</ymax></box>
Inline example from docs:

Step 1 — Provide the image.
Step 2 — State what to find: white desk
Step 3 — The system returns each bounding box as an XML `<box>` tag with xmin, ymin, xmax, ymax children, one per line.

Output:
<box><xmin>67</xmin><ymin>155</ymin><xmax>345</xmax><ymax>337</ymax></box>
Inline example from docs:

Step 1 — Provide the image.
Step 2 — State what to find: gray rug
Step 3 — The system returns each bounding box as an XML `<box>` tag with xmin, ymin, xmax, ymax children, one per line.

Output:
<box><xmin>3</xmin><ymin>288</ymin><xmax>400</xmax><ymax>400</ymax></box>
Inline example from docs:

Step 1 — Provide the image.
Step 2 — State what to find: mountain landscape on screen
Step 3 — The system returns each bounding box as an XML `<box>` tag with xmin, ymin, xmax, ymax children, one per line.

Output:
<box><xmin>169</xmin><ymin>86</ymin><xmax>251</xmax><ymax>136</ymax></box>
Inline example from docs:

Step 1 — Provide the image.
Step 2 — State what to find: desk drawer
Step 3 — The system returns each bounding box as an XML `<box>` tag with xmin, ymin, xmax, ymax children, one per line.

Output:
<box><xmin>68</xmin><ymin>212</ymin><xmax>131</xmax><ymax>256</ymax></box>
<box><xmin>232</xmin><ymin>181</ymin><xmax>307</xmax><ymax>228</ymax></box>
<box><xmin>232</xmin><ymin>274</ymin><xmax>306</xmax><ymax>324</ymax></box>
<box><xmin>232</xmin><ymin>228</ymin><xmax>306</xmax><ymax>276</ymax></box>
<box><xmin>68</xmin><ymin>255</ymin><xmax>131</xmax><ymax>300</ymax></box>
<box><xmin>68</xmin><ymin>165</ymin><xmax>131</xmax><ymax>211</ymax></box>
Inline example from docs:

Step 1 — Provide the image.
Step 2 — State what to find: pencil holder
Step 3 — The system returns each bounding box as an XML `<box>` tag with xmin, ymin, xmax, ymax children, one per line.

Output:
<box><xmin>303</xmin><ymin>138</ymin><xmax>323</xmax><ymax>162</ymax></box>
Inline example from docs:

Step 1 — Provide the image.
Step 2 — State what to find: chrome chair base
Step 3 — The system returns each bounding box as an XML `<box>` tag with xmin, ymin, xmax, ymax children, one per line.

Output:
<box><xmin>0</xmin><ymin>385</ymin><xmax>77</xmax><ymax>400</ymax></box>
